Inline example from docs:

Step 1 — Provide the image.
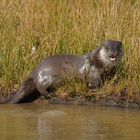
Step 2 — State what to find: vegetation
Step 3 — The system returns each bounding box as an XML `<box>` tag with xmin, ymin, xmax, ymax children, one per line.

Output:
<box><xmin>0</xmin><ymin>0</ymin><xmax>140</xmax><ymax>97</ymax></box>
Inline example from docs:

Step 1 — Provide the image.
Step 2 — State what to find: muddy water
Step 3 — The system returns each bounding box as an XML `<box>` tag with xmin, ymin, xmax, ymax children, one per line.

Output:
<box><xmin>0</xmin><ymin>104</ymin><xmax>140</xmax><ymax>140</ymax></box>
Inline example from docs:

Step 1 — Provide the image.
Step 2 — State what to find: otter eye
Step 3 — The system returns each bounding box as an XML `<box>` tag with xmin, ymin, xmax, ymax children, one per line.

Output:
<box><xmin>104</xmin><ymin>45</ymin><xmax>109</xmax><ymax>51</ymax></box>
<box><xmin>113</xmin><ymin>49</ymin><xmax>116</xmax><ymax>53</ymax></box>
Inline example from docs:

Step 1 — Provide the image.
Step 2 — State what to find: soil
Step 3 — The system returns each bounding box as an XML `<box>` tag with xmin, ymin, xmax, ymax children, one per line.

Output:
<box><xmin>32</xmin><ymin>91</ymin><xmax>140</xmax><ymax>109</ymax></box>
<box><xmin>1</xmin><ymin>87</ymin><xmax>140</xmax><ymax>108</ymax></box>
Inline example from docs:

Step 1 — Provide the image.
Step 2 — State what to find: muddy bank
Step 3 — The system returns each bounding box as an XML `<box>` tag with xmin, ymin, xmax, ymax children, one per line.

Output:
<box><xmin>1</xmin><ymin>87</ymin><xmax>140</xmax><ymax>108</ymax></box>
<box><xmin>32</xmin><ymin>91</ymin><xmax>140</xmax><ymax>109</ymax></box>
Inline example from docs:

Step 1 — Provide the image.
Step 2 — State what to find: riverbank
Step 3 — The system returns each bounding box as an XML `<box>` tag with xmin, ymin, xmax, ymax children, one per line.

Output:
<box><xmin>32</xmin><ymin>90</ymin><xmax>140</xmax><ymax>109</ymax></box>
<box><xmin>0</xmin><ymin>85</ymin><xmax>140</xmax><ymax>108</ymax></box>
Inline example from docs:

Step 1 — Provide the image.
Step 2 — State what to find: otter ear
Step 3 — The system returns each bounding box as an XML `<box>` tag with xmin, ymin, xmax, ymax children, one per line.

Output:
<box><xmin>118</xmin><ymin>41</ymin><xmax>123</xmax><ymax>51</ymax></box>
<box><xmin>118</xmin><ymin>41</ymin><xmax>122</xmax><ymax>47</ymax></box>
<box><xmin>101</xmin><ymin>40</ymin><xmax>109</xmax><ymax>47</ymax></box>
<box><xmin>120</xmin><ymin>44</ymin><xmax>124</xmax><ymax>56</ymax></box>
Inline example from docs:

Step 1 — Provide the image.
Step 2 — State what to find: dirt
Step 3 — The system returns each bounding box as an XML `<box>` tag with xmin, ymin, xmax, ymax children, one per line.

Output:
<box><xmin>32</xmin><ymin>91</ymin><xmax>140</xmax><ymax>108</ymax></box>
<box><xmin>1</xmin><ymin>86</ymin><xmax>140</xmax><ymax>108</ymax></box>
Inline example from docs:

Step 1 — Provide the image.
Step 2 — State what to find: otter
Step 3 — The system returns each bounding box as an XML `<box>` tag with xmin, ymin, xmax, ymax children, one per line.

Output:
<box><xmin>1</xmin><ymin>40</ymin><xmax>123</xmax><ymax>104</ymax></box>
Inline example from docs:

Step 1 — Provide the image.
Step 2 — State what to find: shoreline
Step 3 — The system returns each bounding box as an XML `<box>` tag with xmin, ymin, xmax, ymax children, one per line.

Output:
<box><xmin>32</xmin><ymin>92</ymin><xmax>140</xmax><ymax>109</ymax></box>
<box><xmin>1</xmin><ymin>87</ymin><xmax>140</xmax><ymax>109</ymax></box>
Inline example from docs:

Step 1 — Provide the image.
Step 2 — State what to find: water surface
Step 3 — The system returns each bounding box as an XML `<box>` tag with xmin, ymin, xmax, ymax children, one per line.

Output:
<box><xmin>0</xmin><ymin>104</ymin><xmax>140</xmax><ymax>140</ymax></box>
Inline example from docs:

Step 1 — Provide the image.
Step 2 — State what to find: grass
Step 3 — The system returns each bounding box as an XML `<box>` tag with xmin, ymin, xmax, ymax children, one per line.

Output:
<box><xmin>0</xmin><ymin>0</ymin><xmax>140</xmax><ymax>97</ymax></box>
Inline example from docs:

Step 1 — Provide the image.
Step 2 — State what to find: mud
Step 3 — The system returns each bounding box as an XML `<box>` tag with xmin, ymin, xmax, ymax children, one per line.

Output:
<box><xmin>1</xmin><ymin>87</ymin><xmax>140</xmax><ymax>108</ymax></box>
<box><xmin>32</xmin><ymin>91</ymin><xmax>140</xmax><ymax>109</ymax></box>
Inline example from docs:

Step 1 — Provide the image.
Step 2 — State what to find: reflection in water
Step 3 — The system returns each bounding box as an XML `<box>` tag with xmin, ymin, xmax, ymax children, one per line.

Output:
<box><xmin>0</xmin><ymin>104</ymin><xmax>140</xmax><ymax>140</ymax></box>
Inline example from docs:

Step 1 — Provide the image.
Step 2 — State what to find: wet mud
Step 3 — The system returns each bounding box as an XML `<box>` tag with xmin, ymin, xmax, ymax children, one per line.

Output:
<box><xmin>1</xmin><ymin>87</ymin><xmax>140</xmax><ymax>108</ymax></box>
<box><xmin>33</xmin><ymin>91</ymin><xmax>140</xmax><ymax>109</ymax></box>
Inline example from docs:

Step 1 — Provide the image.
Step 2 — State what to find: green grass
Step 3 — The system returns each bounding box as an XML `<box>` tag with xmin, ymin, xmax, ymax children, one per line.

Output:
<box><xmin>0</xmin><ymin>0</ymin><xmax>140</xmax><ymax>96</ymax></box>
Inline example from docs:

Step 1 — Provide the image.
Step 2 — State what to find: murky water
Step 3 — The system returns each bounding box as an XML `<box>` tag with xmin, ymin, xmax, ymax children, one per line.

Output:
<box><xmin>0</xmin><ymin>104</ymin><xmax>140</xmax><ymax>140</ymax></box>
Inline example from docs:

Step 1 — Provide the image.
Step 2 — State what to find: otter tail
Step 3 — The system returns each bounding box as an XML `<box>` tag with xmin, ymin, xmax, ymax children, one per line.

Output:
<box><xmin>1</xmin><ymin>77</ymin><xmax>39</xmax><ymax>104</ymax></box>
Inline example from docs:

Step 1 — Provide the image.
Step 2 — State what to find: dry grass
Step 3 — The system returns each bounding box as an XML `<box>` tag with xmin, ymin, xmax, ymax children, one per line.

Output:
<box><xmin>0</xmin><ymin>0</ymin><xmax>140</xmax><ymax>96</ymax></box>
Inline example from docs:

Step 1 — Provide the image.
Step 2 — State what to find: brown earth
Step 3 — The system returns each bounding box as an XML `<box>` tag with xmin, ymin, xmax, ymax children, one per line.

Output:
<box><xmin>32</xmin><ymin>91</ymin><xmax>140</xmax><ymax>109</ymax></box>
<box><xmin>0</xmin><ymin>86</ymin><xmax>140</xmax><ymax>108</ymax></box>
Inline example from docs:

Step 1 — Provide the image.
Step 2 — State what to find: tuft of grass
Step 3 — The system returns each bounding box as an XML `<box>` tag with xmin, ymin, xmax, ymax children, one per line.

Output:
<box><xmin>0</xmin><ymin>0</ymin><xmax>140</xmax><ymax>96</ymax></box>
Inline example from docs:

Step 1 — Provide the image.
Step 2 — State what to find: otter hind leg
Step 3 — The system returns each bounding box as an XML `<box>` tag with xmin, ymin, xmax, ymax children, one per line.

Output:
<box><xmin>36</xmin><ymin>73</ymin><xmax>63</xmax><ymax>98</ymax></box>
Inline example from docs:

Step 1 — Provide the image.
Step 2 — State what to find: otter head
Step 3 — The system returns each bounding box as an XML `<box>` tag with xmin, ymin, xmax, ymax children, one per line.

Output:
<box><xmin>99</xmin><ymin>40</ymin><xmax>123</xmax><ymax>66</ymax></box>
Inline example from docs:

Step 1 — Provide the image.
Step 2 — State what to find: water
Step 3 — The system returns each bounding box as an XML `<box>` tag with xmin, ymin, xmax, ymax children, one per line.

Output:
<box><xmin>0</xmin><ymin>104</ymin><xmax>140</xmax><ymax>140</ymax></box>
